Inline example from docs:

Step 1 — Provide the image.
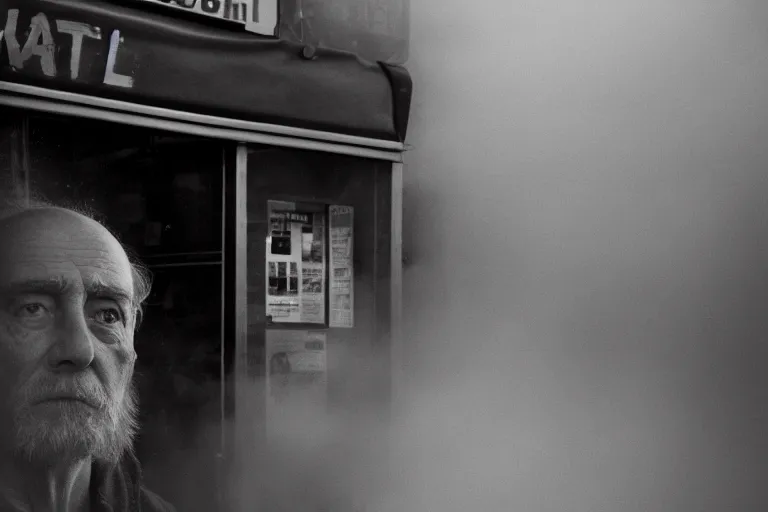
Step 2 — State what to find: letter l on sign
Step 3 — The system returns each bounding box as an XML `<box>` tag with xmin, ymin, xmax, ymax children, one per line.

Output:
<box><xmin>104</xmin><ymin>29</ymin><xmax>133</xmax><ymax>88</ymax></box>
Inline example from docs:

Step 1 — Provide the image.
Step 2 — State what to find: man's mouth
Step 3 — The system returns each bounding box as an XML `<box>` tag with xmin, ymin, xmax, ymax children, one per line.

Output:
<box><xmin>36</xmin><ymin>396</ymin><xmax>100</xmax><ymax>409</ymax></box>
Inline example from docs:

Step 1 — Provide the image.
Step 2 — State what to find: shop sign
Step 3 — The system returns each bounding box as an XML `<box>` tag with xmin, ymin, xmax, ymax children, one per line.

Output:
<box><xmin>0</xmin><ymin>2</ymin><xmax>278</xmax><ymax>92</ymax></box>
<box><xmin>0</xmin><ymin>9</ymin><xmax>136</xmax><ymax>88</ymax></box>
<box><xmin>134</xmin><ymin>0</ymin><xmax>277</xmax><ymax>37</ymax></box>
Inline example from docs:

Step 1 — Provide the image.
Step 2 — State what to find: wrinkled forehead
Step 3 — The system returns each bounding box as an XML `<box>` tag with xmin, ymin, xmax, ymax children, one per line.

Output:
<box><xmin>0</xmin><ymin>209</ymin><xmax>133</xmax><ymax>299</ymax></box>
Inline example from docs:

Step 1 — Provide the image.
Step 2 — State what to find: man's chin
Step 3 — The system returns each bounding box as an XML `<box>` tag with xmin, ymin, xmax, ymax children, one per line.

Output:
<box><xmin>14</xmin><ymin>413</ymin><xmax>131</xmax><ymax>464</ymax></box>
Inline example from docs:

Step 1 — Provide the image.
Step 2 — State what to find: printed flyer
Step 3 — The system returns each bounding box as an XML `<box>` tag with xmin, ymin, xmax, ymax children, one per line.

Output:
<box><xmin>329</xmin><ymin>205</ymin><xmax>354</xmax><ymax>328</ymax></box>
<box><xmin>266</xmin><ymin>201</ymin><xmax>326</xmax><ymax>324</ymax></box>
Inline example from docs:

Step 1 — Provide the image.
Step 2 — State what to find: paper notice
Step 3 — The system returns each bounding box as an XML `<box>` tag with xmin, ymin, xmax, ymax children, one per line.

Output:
<box><xmin>266</xmin><ymin>330</ymin><xmax>328</xmax><ymax>439</ymax></box>
<box><xmin>299</xmin><ymin>212</ymin><xmax>326</xmax><ymax>323</ymax></box>
<box><xmin>329</xmin><ymin>205</ymin><xmax>354</xmax><ymax>328</ymax></box>
<box><xmin>267</xmin><ymin>201</ymin><xmax>327</xmax><ymax>324</ymax></box>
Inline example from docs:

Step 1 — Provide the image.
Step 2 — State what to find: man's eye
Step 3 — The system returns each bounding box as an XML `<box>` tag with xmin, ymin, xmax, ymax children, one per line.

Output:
<box><xmin>16</xmin><ymin>303</ymin><xmax>49</xmax><ymax>318</ymax></box>
<box><xmin>95</xmin><ymin>308</ymin><xmax>122</xmax><ymax>325</ymax></box>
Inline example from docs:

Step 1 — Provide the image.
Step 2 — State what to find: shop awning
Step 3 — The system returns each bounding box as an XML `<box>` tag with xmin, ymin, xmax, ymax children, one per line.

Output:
<box><xmin>0</xmin><ymin>0</ymin><xmax>412</xmax><ymax>143</ymax></box>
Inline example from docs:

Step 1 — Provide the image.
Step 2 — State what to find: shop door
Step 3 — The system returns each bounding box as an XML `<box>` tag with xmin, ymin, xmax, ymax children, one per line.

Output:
<box><xmin>233</xmin><ymin>146</ymin><xmax>394</xmax><ymax>512</ymax></box>
<box><xmin>17</xmin><ymin>111</ymin><xmax>227</xmax><ymax>512</ymax></box>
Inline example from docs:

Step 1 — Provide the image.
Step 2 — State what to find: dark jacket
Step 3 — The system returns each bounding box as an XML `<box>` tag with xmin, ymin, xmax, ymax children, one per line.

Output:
<box><xmin>91</xmin><ymin>451</ymin><xmax>177</xmax><ymax>512</ymax></box>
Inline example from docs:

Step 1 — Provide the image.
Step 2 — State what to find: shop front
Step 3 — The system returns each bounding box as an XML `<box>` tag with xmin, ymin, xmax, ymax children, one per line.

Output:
<box><xmin>0</xmin><ymin>1</ymin><xmax>410</xmax><ymax>511</ymax></box>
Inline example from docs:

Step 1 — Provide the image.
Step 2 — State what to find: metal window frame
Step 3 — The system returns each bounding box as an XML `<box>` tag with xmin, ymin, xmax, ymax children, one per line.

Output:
<box><xmin>0</xmin><ymin>81</ymin><xmax>404</xmax><ymax>162</ymax></box>
<box><xmin>228</xmin><ymin>143</ymin><xmax>251</xmax><ymax>512</ymax></box>
<box><xmin>390</xmin><ymin>161</ymin><xmax>404</xmax><ymax>417</ymax></box>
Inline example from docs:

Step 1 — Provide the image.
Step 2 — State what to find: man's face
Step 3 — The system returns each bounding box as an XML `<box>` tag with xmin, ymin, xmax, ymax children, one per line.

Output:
<box><xmin>0</xmin><ymin>208</ymin><xmax>139</xmax><ymax>464</ymax></box>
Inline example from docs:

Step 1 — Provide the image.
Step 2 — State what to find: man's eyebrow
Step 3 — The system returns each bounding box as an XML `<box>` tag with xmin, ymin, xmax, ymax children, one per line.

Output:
<box><xmin>85</xmin><ymin>281</ymin><xmax>133</xmax><ymax>305</ymax></box>
<box><xmin>0</xmin><ymin>278</ymin><xmax>132</xmax><ymax>304</ymax></box>
<box><xmin>0</xmin><ymin>277</ymin><xmax>68</xmax><ymax>295</ymax></box>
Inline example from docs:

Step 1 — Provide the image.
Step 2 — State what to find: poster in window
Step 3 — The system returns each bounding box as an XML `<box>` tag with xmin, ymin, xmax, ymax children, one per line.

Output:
<box><xmin>329</xmin><ymin>205</ymin><xmax>354</xmax><ymax>328</ymax></box>
<box><xmin>266</xmin><ymin>201</ymin><xmax>326</xmax><ymax>324</ymax></box>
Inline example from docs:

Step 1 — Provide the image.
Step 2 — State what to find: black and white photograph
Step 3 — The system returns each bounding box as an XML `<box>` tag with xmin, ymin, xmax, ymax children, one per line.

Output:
<box><xmin>2</xmin><ymin>1</ymin><xmax>768</xmax><ymax>512</ymax></box>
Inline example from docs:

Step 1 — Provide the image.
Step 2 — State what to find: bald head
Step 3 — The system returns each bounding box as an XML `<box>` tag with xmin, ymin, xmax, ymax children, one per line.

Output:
<box><xmin>0</xmin><ymin>206</ymin><xmax>151</xmax><ymax>317</ymax></box>
<box><xmin>0</xmin><ymin>206</ymin><xmax>131</xmax><ymax>265</ymax></box>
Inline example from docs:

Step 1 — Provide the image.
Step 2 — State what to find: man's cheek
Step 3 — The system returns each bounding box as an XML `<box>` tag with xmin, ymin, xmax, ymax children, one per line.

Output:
<box><xmin>115</xmin><ymin>334</ymin><xmax>137</xmax><ymax>366</ymax></box>
<box><xmin>0</xmin><ymin>319</ymin><xmax>48</xmax><ymax>361</ymax></box>
<box><xmin>0</xmin><ymin>317</ymin><xmax>32</xmax><ymax>345</ymax></box>
<box><xmin>0</xmin><ymin>365</ymin><xmax>19</xmax><ymax>409</ymax></box>
<box><xmin>119</xmin><ymin>326</ymin><xmax>137</xmax><ymax>364</ymax></box>
<box><xmin>96</xmin><ymin>343</ymin><xmax>137</xmax><ymax>389</ymax></box>
<box><xmin>93</xmin><ymin>326</ymin><xmax>132</xmax><ymax>349</ymax></box>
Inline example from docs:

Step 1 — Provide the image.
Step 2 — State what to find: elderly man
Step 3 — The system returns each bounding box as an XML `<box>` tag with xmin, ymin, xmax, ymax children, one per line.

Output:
<box><xmin>0</xmin><ymin>203</ymin><xmax>175</xmax><ymax>512</ymax></box>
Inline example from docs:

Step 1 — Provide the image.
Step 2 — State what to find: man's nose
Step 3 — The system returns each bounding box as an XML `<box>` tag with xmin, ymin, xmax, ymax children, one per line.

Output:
<box><xmin>47</xmin><ymin>308</ymin><xmax>96</xmax><ymax>371</ymax></box>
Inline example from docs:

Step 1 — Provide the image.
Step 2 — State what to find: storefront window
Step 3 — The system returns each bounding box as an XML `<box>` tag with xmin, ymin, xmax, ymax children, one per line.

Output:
<box><xmin>1</xmin><ymin>107</ymin><xmax>399</xmax><ymax>512</ymax></box>
<box><xmin>13</xmin><ymin>110</ymin><xmax>226</xmax><ymax>512</ymax></box>
<box><xmin>0</xmin><ymin>107</ymin><xmax>26</xmax><ymax>205</ymax></box>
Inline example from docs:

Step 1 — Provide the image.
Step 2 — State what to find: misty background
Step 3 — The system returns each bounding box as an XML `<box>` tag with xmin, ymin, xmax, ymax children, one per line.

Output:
<box><xmin>390</xmin><ymin>0</ymin><xmax>768</xmax><ymax>510</ymax></box>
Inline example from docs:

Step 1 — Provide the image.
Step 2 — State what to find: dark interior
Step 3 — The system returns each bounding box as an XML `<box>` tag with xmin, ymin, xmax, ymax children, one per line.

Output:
<box><xmin>24</xmin><ymin>113</ymin><xmax>225</xmax><ymax>512</ymax></box>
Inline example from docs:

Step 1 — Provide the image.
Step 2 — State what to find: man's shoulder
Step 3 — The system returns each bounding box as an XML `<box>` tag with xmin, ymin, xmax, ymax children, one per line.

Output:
<box><xmin>140</xmin><ymin>487</ymin><xmax>178</xmax><ymax>512</ymax></box>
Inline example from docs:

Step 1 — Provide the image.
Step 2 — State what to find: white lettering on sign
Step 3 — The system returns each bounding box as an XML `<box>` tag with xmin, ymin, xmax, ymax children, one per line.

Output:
<box><xmin>159</xmin><ymin>0</ymin><xmax>248</xmax><ymax>21</ymax></box>
<box><xmin>56</xmin><ymin>20</ymin><xmax>101</xmax><ymax>80</ymax></box>
<box><xmin>1</xmin><ymin>10</ymin><xmax>134</xmax><ymax>89</ymax></box>
<box><xmin>138</xmin><ymin>0</ymin><xmax>277</xmax><ymax>36</ymax></box>
<box><xmin>4</xmin><ymin>10</ymin><xmax>56</xmax><ymax>77</ymax></box>
<box><xmin>104</xmin><ymin>30</ymin><xmax>133</xmax><ymax>88</ymax></box>
<box><xmin>332</xmin><ymin>206</ymin><xmax>353</xmax><ymax>216</ymax></box>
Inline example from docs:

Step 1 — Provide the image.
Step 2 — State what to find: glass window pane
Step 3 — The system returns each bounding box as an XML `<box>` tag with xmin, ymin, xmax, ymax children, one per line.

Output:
<box><xmin>0</xmin><ymin>107</ymin><xmax>26</xmax><ymax>204</ymax></box>
<box><xmin>26</xmin><ymin>115</ymin><xmax>223</xmax><ymax>257</ymax></box>
<box><xmin>244</xmin><ymin>147</ymin><xmax>393</xmax><ymax>510</ymax></box>
<box><xmin>13</xmin><ymin>110</ymin><xmax>225</xmax><ymax>512</ymax></box>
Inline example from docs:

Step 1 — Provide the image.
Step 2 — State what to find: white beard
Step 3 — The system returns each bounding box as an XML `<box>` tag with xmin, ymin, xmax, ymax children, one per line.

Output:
<box><xmin>12</xmin><ymin>379</ymin><xmax>139</xmax><ymax>465</ymax></box>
